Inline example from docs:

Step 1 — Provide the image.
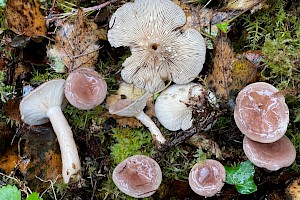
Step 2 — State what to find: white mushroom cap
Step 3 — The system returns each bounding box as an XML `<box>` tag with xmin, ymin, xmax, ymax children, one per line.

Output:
<box><xmin>155</xmin><ymin>83</ymin><xmax>217</xmax><ymax>131</ymax></box>
<box><xmin>189</xmin><ymin>159</ymin><xmax>226</xmax><ymax>197</ymax></box>
<box><xmin>108</xmin><ymin>0</ymin><xmax>206</xmax><ymax>93</ymax></box>
<box><xmin>109</xmin><ymin>92</ymin><xmax>166</xmax><ymax>144</ymax></box>
<box><xmin>112</xmin><ymin>155</ymin><xmax>162</xmax><ymax>198</ymax></box>
<box><xmin>64</xmin><ymin>67</ymin><xmax>107</xmax><ymax>110</ymax></box>
<box><xmin>109</xmin><ymin>91</ymin><xmax>150</xmax><ymax>117</ymax></box>
<box><xmin>234</xmin><ymin>82</ymin><xmax>289</xmax><ymax>143</ymax></box>
<box><xmin>243</xmin><ymin>135</ymin><xmax>296</xmax><ymax>171</ymax></box>
<box><xmin>20</xmin><ymin>79</ymin><xmax>66</xmax><ymax>125</ymax></box>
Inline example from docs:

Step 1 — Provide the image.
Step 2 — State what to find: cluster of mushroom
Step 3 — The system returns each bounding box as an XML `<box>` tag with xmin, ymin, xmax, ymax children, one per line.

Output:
<box><xmin>234</xmin><ymin>82</ymin><xmax>296</xmax><ymax>171</ymax></box>
<box><xmin>112</xmin><ymin>155</ymin><xmax>226</xmax><ymax>198</ymax></box>
<box><xmin>107</xmin><ymin>0</ymin><xmax>219</xmax><ymax>145</ymax></box>
<box><xmin>19</xmin><ymin>67</ymin><xmax>108</xmax><ymax>183</ymax></box>
<box><xmin>107</xmin><ymin>0</ymin><xmax>227</xmax><ymax>197</ymax></box>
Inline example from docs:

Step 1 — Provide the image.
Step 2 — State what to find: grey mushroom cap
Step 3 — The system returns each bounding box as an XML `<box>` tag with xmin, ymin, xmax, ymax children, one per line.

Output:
<box><xmin>189</xmin><ymin>159</ymin><xmax>226</xmax><ymax>197</ymax></box>
<box><xmin>234</xmin><ymin>82</ymin><xmax>289</xmax><ymax>143</ymax></box>
<box><xmin>108</xmin><ymin>0</ymin><xmax>206</xmax><ymax>93</ymax></box>
<box><xmin>243</xmin><ymin>135</ymin><xmax>296</xmax><ymax>171</ymax></box>
<box><xmin>112</xmin><ymin>155</ymin><xmax>162</xmax><ymax>198</ymax></box>
<box><xmin>20</xmin><ymin>79</ymin><xmax>66</xmax><ymax>125</ymax></box>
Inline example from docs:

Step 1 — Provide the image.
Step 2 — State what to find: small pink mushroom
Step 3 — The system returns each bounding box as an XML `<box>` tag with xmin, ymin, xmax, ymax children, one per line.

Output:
<box><xmin>64</xmin><ymin>67</ymin><xmax>107</xmax><ymax>110</ymax></box>
<box><xmin>243</xmin><ymin>135</ymin><xmax>296</xmax><ymax>171</ymax></box>
<box><xmin>189</xmin><ymin>159</ymin><xmax>226</xmax><ymax>197</ymax></box>
<box><xmin>234</xmin><ymin>82</ymin><xmax>289</xmax><ymax>143</ymax></box>
<box><xmin>112</xmin><ymin>155</ymin><xmax>162</xmax><ymax>198</ymax></box>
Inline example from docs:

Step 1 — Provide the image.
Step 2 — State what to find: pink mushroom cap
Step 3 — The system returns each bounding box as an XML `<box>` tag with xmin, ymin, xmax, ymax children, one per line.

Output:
<box><xmin>64</xmin><ymin>67</ymin><xmax>107</xmax><ymax>110</ymax></box>
<box><xmin>189</xmin><ymin>159</ymin><xmax>226</xmax><ymax>197</ymax></box>
<box><xmin>243</xmin><ymin>135</ymin><xmax>296</xmax><ymax>171</ymax></box>
<box><xmin>112</xmin><ymin>155</ymin><xmax>162</xmax><ymax>198</ymax></box>
<box><xmin>234</xmin><ymin>82</ymin><xmax>289</xmax><ymax>143</ymax></box>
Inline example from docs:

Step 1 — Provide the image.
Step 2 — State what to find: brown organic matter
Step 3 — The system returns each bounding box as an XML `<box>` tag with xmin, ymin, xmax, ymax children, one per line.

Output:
<box><xmin>5</xmin><ymin>0</ymin><xmax>47</xmax><ymax>37</ymax></box>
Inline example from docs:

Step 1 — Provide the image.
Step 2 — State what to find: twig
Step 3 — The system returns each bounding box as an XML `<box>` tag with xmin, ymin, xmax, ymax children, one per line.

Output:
<box><xmin>36</xmin><ymin>175</ymin><xmax>60</xmax><ymax>200</ymax></box>
<box><xmin>46</xmin><ymin>0</ymin><xmax>118</xmax><ymax>23</ymax></box>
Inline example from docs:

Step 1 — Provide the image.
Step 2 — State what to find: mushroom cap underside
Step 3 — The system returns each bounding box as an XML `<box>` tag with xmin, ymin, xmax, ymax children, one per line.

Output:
<box><xmin>20</xmin><ymin>79</ymin><xmax>66</xmax><ymax>125</ymax></box>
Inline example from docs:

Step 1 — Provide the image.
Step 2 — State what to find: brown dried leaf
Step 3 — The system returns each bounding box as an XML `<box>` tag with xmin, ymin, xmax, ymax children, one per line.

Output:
<box><xmin>207</xmin><ymin>36</ymin><xmax>257</xmax><ymax>100</ymax></box>
<box><xmin>0</xmin><ymin>122</ymin><xmax>14</xmax><ymax>155</ymax></box>
<box><xmin>5</xmin><ymin>0</ymin><xmax>47</xmax><ymax>37</ymax></box>
<box><xmin>13</xmin><ymin>63</ymin><xmax>31</xmax><ymax>83</ymax></box>
<box><xmin>47</xmin><ymin>9</ymin><xmax>100</xmax><ymax>73</ymax></box>
<box><xmin>2</xmin><ymin>98</ymin><xmax>22</xmax><ymax>124</ymax></box>
<box><xmin>0</xmin><ymin>59</ymin><xmax>6</xmax><ymax>70</ymax></box>
<box><xmin>19</xmin><ymin>126</ymin><xmax>63</xmax><ymax>190</ymax></box>
<box><xmin>0</xmin><ymin>143</ymin><xmax>19</xmax><ymax>173</ymax></box>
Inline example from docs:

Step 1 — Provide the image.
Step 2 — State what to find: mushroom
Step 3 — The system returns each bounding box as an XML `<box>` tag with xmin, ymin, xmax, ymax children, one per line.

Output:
<box><xmin>64</xmin><ymin>67</ymin><xmax>107</xmax><ymax>110</ymax></box>
<box><xmin>108</xmin><ymin>0</ymin><xmax>206</xmax><ymax>93</ymax></box>
<box><xmin>109</xmin><ymin>92</ymin><xmax>166</xmax><ymax>144</ymax></box>
<box><xmin>234</xmin><ymin>82</ymin><xmax>289</xmax><ymax>143</ymax></box>
<box><xmin>155</xmin><ymin>83</ymin><xmax>217</xmax><ymax>131</ymax></box>
<box><xmin>243</xmin><ymin>135</ymin><xmax>296</xmax><ymax>171</ymax></box>
<box><xmin>19</xmin><ymin>79</ymin><xmax>81</xmax><ymax>183</ymax></box>
<box><xmin>189</xmin><ymin>159</ymin><xmax>226</xmax><ymax>197</ymax></box>
<box><xmin>112</xmin><ymin>155</ymin><xmax>162</xmax><ymax>198</ymax></box>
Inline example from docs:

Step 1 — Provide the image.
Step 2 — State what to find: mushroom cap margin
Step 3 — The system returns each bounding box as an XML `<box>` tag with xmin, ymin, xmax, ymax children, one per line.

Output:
<box><xmin>20</xmin><ymin>79</ymin><xmax>66</xmax><ymax>125</ymax></box>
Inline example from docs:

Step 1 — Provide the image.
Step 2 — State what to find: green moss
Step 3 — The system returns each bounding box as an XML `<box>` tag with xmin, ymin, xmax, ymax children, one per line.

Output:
<box><xmin>160</xmin><ymin>146</ymin><xmax>206</xmax><ymax>181</ymax></box>
<box><xmin>110</xmin><ymin>127</ymin><xmax>155</xmax><ymax>165</ymax></box>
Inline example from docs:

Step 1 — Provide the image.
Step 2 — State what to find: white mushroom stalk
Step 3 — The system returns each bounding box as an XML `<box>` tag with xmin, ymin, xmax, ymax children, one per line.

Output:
<box><xmin>46</xmin><ymin>105</ymin><xmax>81</xmax><ymax>183</ymax></box>
<box><xmin>19</xmin><ymin>79</ymin><xmax>81</xmax><ymax>183</ymax></box>
<box><xmin>108</xmin><ymin>0</ymin><xmax>206</xmax><ymax>93</ymax></box>
<box><xmin>109</xmin><ymin>92</ymin><xmax>166</xmax><ymax>144</ymax></box>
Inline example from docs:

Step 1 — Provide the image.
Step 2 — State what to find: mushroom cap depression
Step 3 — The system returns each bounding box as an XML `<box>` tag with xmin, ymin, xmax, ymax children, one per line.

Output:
<box><xmin>155</xmin><ymin>83</ymin><xmax>217</xmax><ymax>131</ymax></box>
<box><xmin>65</xmin><ymin>67</ymin><xmax>107</xmax><ymax>110</ymax></box>
<box><xmin>234</xmin><ymin>82</ymin><xmax>289</xmax><ymax>143</ymax></box>
<box><xmin>189</xmin><ymin>159</ymin><xmax>226</xmax><ymax>197</ymax></box>
<box><xmin>20</xmin><ymin>79</ymin><xmax>66</xmax><ymax>125</ymax></box>
<box><xmin>243</xmin><ymin>135</ymin><xmax>296</xmax><ymax>171</ymax></box>
<box><xmin>108</xmin><ymin>0</ymin><xmax>206</xmax><ymax>93</ymax></box>
<box><xmin>112</xmin><ymin>155</ymin><xmax>162</xmax><ymax>198</ymax></box>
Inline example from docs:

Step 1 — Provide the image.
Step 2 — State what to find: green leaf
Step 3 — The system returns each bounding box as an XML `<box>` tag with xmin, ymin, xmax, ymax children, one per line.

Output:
<box><xmin>216</xmin><ymin>22</ymin><xmax>229</xmax><ymax>33</ymax></box>
<box><xmin>0</xmin><ymin>185</ymin><xmax>21</xmax><ymax>200</ymax></box>
<box><xmin>0</xmin><ymin>0</ymin><xmax>6</xmax><ymax>8</ymax></box>
<box><xmin>26</xmin><ymin>192</ymin><xmax>42</xmax><ymax>200</ymax></box>
<box><xmin>225</xmin><ymin>160</ymin><xmax>257</xmax><ymax>194</ymax></box>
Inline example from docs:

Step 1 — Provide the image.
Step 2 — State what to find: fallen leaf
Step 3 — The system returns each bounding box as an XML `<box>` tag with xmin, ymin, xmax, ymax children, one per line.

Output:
<box><xmin>47</xmin><ymin>9</ymin><xmax>100</xmax><ymax>73</ymax></box>
<box><xmin>13</xmin><ymin>63</ymin><xmax>31</xmax><ymax>83</ymax></box>
<box><xmin>0</xmin><ymin>59</ymin><xmax>6</xmax><ymax>70</ymax></box>
<box><xmin>19</xmin><ymin>125</ymin><xmax>62</xmax><ymax>191</ymax></box>
<box><xmin>5</xmin><ymin>0</ymin><xmax>47</xmax><ymax>37</ymax></box>
<box><xmin>207</xmin><ymin>36</ymin><xmax>257</xmax><ymax>101</ymax></box>
<box><xmin>0</xmin><ymin>122</ymin><xmax>14</xmax><ymax>155</ymax></box>
<box><xmin>2</xmin><ymin>98</ymin><xmax>22</xmax><ymax>124</ymax></box>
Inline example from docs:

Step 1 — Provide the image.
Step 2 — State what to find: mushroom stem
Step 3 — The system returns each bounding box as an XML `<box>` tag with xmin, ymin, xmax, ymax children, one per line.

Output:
<box><xmin>46</xmin><ymin>105</ymin><xmax>81</xmax><ymax>183</ymax></box>
<box><xmin>136</xmin><ymin>111</ymin><xmax>166</xmax><ymax>144</ymax></box>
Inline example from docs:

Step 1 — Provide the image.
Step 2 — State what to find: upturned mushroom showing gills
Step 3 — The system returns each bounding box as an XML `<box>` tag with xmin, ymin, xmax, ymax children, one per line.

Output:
<box><xmin>234</xmin><ymin>82</ymin><xmax>289</xmax><ymax>143</ymax></box>
<box><xmin>108</xmin><ymin>0</ymin><xmax>206</xmax><ymax>93</ymax></box>
<box><xmin>155</xmin><ymin>83</ymin><xmax>217</xmax><ymax>131</ymax></box>
<box><xmin>109</xmin><ymin>92</ymin><xmax>166</xmax><ymax>144</ymax></box>
<box><xmin>65</xmin><ymin>67</ymin><xmax>107</xmax><ymax>110</ymax></box>
<box><xmin>189</xmin><ymin>159</ymin><xmax>226</xmax><ymax>197</ymax></box>
<box><xmin>243</xmin><ymin>135</ymin><xmax>296</xmax><ymax>171</ymax></box>
<box><xmin>112</xmin><ymin>155</ymin><xmax>162</xmax><ymax>198</ymax></box>
<box><xmin>19</xmin><ymin>79</ymin><xmax>81</xmax><ymax>183</ymax></box>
